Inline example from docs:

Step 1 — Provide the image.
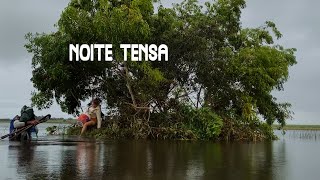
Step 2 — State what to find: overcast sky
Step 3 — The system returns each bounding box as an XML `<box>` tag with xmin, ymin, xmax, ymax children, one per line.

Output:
<box><xmin>0</xmin><ymin>0</ymin><xmax>319</xmax><ymax>124</ymax></box>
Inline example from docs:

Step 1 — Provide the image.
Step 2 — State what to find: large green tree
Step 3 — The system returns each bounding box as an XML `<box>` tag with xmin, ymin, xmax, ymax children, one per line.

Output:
<box><xmin>25</xmin><ymin>0</ymin><xmax>296</xmax><ymax>138</ymax></box>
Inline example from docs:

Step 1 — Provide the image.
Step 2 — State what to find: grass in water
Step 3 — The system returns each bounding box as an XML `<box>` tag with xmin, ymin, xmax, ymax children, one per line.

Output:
<box><xmin>273</xmin><ymin>125</ymin><xmax>320</xmax><ymax>130</ymax></box>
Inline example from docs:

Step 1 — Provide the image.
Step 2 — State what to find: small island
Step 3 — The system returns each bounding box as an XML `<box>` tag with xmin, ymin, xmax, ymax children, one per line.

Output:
<box><xmin>25</xmin><ymin>0</ymin><xmax>297</xmax><ymax>141</ymax></box>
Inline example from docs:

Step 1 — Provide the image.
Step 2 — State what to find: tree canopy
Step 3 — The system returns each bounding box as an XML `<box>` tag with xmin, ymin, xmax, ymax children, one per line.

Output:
<box><xmin>25</xmin><ymin>0</ymin><xmax>296</xmax><ymax>140</ymax></box>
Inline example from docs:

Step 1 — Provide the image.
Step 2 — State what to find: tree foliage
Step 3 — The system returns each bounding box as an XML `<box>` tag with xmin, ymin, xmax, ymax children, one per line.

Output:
<box><xmin>25</xmin><ymin>0</ymin><xmax>296</xmax><ymax>140</ymax></box>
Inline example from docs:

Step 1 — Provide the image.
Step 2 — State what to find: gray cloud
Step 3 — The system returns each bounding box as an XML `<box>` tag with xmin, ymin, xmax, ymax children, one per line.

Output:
<box><xmin>241</xmin><ymin>0</ymin><xmax>320</xmax><ymax>123</ymax></box>
<box><xmin>0</xmin><ymin>0</ymin><xmax>69</xmax><ymax>118</ymax></box>
<box><xmin>0</xmin><ymin>0</ymin><xmax>69</xmax><ymax>64</ymax></box>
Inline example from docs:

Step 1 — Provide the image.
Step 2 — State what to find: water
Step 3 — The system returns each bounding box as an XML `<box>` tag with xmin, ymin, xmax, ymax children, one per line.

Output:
<box><xmin>1</xmin><ymin>123</ymin><xmax>320</xmax><ymax>180</ymax></box>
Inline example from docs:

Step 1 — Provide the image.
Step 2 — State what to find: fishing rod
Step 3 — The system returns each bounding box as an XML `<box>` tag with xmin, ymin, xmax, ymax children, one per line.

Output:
<box><xmin>1</xmin><ymin>114</ymin><xmax>51</xmax><ymax>140</ymax></box>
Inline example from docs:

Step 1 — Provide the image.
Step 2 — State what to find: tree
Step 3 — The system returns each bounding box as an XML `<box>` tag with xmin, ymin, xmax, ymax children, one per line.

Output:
<box><xmin>25</xmin><ymin>0</ymin><xmax>296</xmax><ymax>140</ymax></box>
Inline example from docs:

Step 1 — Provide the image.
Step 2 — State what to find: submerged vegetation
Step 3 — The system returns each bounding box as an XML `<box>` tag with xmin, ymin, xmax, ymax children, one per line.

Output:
<box><xmin>26</xmin><ymin>0</ymin><xmax>296</xmax><ymax>141</ymax></box>
<box><xmin>65</xmin><ymin>117</ymin><xmax>277</xmax><ymax>141</ymax></box>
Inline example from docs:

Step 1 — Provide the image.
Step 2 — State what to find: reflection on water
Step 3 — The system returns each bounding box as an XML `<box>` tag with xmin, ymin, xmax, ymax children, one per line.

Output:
<box><xmin>276</xmin><ymin>130</ymin><xmax>320</xmax><ymax>141</ymax></box>
<box><xmin>1</xmin><ymin>126</ymin><xmax>320</xmax><ymax>180</ymax></box>
<box><xmin>1</xmin><ymin>139</ymin><xmax>278</xmax><ymax>180</ymax></box>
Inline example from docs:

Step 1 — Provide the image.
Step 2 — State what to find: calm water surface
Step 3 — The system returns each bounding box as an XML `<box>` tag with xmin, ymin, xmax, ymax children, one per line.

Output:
<box><xmin>0</xmin><ymin>123</ymin><xmax>320</xmax><ymax>180</ymax></box>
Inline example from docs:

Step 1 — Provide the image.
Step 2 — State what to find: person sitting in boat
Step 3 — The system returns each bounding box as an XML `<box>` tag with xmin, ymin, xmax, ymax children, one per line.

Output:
<box><xmin>78</xmin><ymin>98</ymin><xmax>102</xmax><ymax>135</ymax></box>
<box><xmin>14</xmin><ymin>106</ymin><xmax>39</xmax><ymax>128</ymax></box>
<box><xmin>9</xmin><ymin>106</ymin><xmax>39</xmax><ymax>140</ymax></box>
<box><xmin>9</xmin><ymin>115</ymin><xmax>39</xmax><ymax>138</ymax></box>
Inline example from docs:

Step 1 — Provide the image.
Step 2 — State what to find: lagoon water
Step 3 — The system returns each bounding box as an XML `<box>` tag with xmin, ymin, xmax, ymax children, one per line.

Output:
<box><xmin>0</xmin><ymin>123</ymin><xmax>320</xmax><ymax>180</ymax></box>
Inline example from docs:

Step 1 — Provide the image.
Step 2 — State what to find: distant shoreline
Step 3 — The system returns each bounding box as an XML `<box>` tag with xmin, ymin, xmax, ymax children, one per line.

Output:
<box><xmin>272</xmin><ymin>125</ymin><xmax>320</xmax><ymax>130</ymax></box>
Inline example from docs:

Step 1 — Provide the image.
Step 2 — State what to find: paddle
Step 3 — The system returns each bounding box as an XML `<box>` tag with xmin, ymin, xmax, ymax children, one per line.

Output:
<box><xmin>1</xmin><ymin>114</ymin><xmax>51</xmax><ymax>140</ymax></box>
